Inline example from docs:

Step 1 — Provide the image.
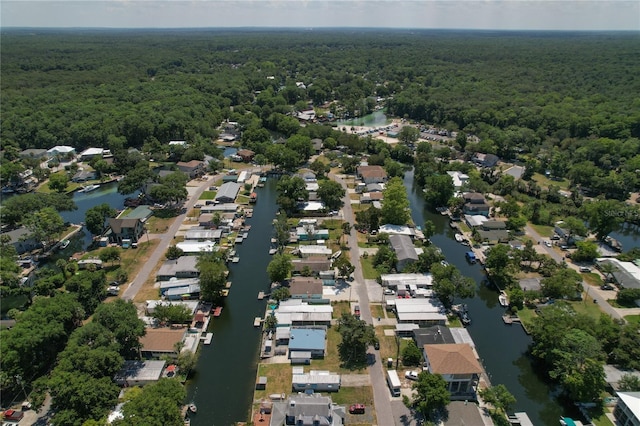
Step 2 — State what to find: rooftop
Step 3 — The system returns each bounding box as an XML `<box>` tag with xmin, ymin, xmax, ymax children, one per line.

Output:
<box><xmin>424</xmin><ymin>343</ymin><xmax>482</xmax><ymax>375</ymax></box>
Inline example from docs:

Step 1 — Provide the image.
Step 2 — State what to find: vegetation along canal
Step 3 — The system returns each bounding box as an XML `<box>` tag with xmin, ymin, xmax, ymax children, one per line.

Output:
<box><xmin>186</xmin><ymin>178</ymin><xmax>278</xmax><ymax>425</ymax></box>
<box><xmin>404</xmin><ymin>168</ymin><xmax>568</xmax><ymax>426</ymax></box>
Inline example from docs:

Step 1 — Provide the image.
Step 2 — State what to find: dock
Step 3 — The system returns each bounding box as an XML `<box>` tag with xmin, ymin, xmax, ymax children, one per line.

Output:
<box><xmin>508</xmin><ymin>412</ymin><xmax>534</xmax><ymax>426</ymax></box>
<box><xmin>253</xmin><ymin>317</ymin><xmax>263</xmax><ymax>327</ymax></box>
<box><xmin>201</xmin><ymin>333</ymin><xmax>213</xmax><ymax>345</ymax></box>
<box><xmin>257</xmin><ymin>291</ymin><xmax>265</xmax><ymax>300</ymax></box>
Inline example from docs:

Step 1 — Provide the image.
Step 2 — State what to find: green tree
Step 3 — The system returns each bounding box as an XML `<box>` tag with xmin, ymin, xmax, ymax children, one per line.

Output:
<box><xmin>336</xmin><ymin>313</ymin><xmax>376</xmax><ymax>369</ymax></box>
<box><xmin>85</xmin><ymin>203</ymin><xmax>118</xmax><ymax>236</ymax></box>
<box><xmin>118</xmin><ymin>164</ymin><xmax>152</xmax><ymax>195</ymax></box>
<box><xmin>540</xmin><ymin>268</ymin><xmax>582</xmax><ymax>300</ymax></box>
<box><xmin>562</xmin><ymin>216</ymin><xmax>588</xmax><ymax>243</ymax></box>
<box><xmin>264</xmin><ymin>314</ymin><xmax>278</xmax><ymax>332</ymax></box>
<box><xmin>479</xmin><ymin>384</ymin><xmax>516</xmax><ymax>415</ymax></box>
<box><xmin>273</xmin><ymin>213</ymin><xmax>291</xmax><ymax>253</ymax></box>
<box><xmin>581</xmin><ymin>199</ymin><xmax>624</xmax><ymax>240</ymax></box>
<box><xmin>372</xmin><ymin>245</ymin><xmax>397</xmax><ymax>274</ymax></box>
<box><xmin>401</xmin><ymin>340</ymin><xmax>423</xmax><ymax>366</ymax></box>
<box><xmin>165</xmin><ymin>245</ymin><xmax>184</xmax><ymax>260</ymax></box>
<box><xmin>398</xmin><ymin>125</ymin><xmax>419</xmax><ymax>146</ymax></box>
<box><xmin>317</xmin><ymin>179</ymin><xmax>345</xmax><ymax>211</ymax></box>
<box><xmin>430</xmin><ymin>263</ymin><xmax>476</xmax><ymax>308</ymax></box>
<box><xmin>618</xmin><ymin>374</ymin><xmax>640</xmax><ymax>391</ymax></box>
<box><xmin>422</xmin><ymin>220</ymin><xmax>436</xmax><ymax>240</ymax></box>
<box><xmin>93</xmin><ymin>299</ymin><xmax>145</xmax><ymax>359</ymax></box>
<box><xmin>381</xmin><ymin>177</ymin><xmax>410</xmax><ymax>225</ymax></box>
<box><xmin>271</xmin><ymin>286</ymin><xmax>291</xmax><ymax>302</ymax></box>
<box><xmin>572</xmin><ymin>240</ymin><xmax>599</xmax><ymax>262</ymax></box>
<box><xmin>49</xmin><ymin>372</ymin><xmax>120</xmax><ymax>425</ymax></box>
<box><xmin>115</xmin><ymin>378</ymin><xmax>186</xmax><ymax>426</ymax></box>
<box><xmin>341</xmin><ymin>222</ymin><xmax>352</xmax><ymax>245</ymax></box>
<box><xmin>267</xmin><ymin>253</ymin><xmax>292</xmax><ymax>283</ymax></box>
<box><xmin>24</xmin><ymin>206</ymin><xmax>65</xmax><ymax>248</ymax></box>
<box><xmin>276</xmin><ymin>175</ymin><xmax>308</xmax><ymax>215</ymax></box>
<box><xmin>424</xmin><ymin>174</ymin><xmax>454</xmax><ymax>207</ymax></box>
<box><xmin>176</xmin><ymin>351</ymin><xmax>197</xmax><ymax>377</ymax></box>
<box><xmin>197</xmin><ymin>252</ymin><xmax>227</xmax><ymax>302</ymax></box>
<box><xmin>99</xmin><ymin>246</ymin><xmax>121</xmax><ymax>266</ymax></box>
<box><xmin>334</xmin><ymin>255</ymin><xmax>355</xmax><ymax>278</ymax></box>
<box><xmin>412</xmin><ymin>372</ymin><xmax>450</xmax><ymax>418</ymax></box>
<box><xmin>48</xmin><ymin>173</ymin><xmax>69</xmax><ymax>193</ymax></box>
<box><xmin>152</xmin><ymin>303</ymin><xmax>193</xmax><ymax>326</ymax></box>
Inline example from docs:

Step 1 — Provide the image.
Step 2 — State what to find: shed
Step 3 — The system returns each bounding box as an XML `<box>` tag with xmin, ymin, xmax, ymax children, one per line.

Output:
<box><xmin>256</xmin><ymin>376</ymin><xmax>268</xmax><ymax>390</ymax></box>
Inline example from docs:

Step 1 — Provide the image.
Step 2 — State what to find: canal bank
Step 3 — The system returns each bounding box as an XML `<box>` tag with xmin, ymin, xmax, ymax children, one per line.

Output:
<box><xmin>186</xmin><ymin>178</ymin><xmax>278</xmax><ymax>426</ymax></box>
<box><xmin>403</xmin><ymin>168</ymin><xmax>568</xmax><ymax>426</ymax></box>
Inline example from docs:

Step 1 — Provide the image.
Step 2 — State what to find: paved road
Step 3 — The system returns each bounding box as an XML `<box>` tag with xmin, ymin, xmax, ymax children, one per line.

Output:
<box><xmin>330</xmin><ymin>172</ymin><xmax>400</xmax><ymax>426</ymax></box>
<box><xmin>122</xmin><ymin>174</ymin><xmax>220</xmax><ymax>301</ymax></box>
<box><xmin>524</xmin><ymin>225</ymin><xmax>624</xmax><ymax>321</ymax></box>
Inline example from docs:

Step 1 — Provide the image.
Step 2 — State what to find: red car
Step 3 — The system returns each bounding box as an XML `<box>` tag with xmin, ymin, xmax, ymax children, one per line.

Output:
<box><xmin>349</xmin><ymin>403</ymin><xmax>365</xmax><ymax>414</ymax></box>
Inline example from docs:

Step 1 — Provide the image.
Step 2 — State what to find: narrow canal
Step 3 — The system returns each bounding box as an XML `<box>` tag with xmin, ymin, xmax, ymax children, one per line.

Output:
<box><xmin>403</xmin><ymin>168</ymin><xmax>566</xmax><ymax>426</ymax></box>
<box><xmin>187</xmin><ymin>178</ymin><xmax>278</xmax><ymax>425</ymax></box>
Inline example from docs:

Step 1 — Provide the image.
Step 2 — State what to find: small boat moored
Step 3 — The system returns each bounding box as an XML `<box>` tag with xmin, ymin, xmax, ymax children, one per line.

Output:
<box><xmin>213</xmin><ymin>306</ymin><xmax>223</xmax><ymax>317</ymax></box>
<box><xmin>78</xmin><ymin>184</ymin><xmax>100</xmax><ymax>193</ymax></box>
<box><xmin>188</xmin><ymin>403</ymin><xmax>197</xmax><ymax>413</ymax></box>
<box><xmin>499</xmin><ymin>291</ymin><xmax>509</xmax><ymax>307</ymax></box>
<box><xmin>60</xmin><ymin>239</ymin><xmax>70</xmax><ymax>249</ymax></box>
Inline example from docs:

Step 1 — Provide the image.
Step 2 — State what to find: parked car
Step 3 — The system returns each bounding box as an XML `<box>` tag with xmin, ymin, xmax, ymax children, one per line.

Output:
<box><xmin>354</xmin><ymin>305</ymin><xmax>360</xmax><ymax>318</ymax></box>
<box><xmin>107</xmin><ymin>286</ymin><xmax>120</xmax><ymax>296</ymax></box>
<box><xmin>405</xmin><ymin>370</ymin><xmax>419</xmax><ymax>380</ymax></box>
<box><xmin>550</xmin><ymin>234</ymin><xmax>560</xmax><ymax>240</ymax></box>
<box><xmin>544</xmin><ymin>240</ymin><xmax>552</xmax><ymax>247</ymax></box>
<box><xmin>579</xmin><ymin>267</ymin><xmax>592</xmax><ymax>273</ymax></box>
<box><xmin>373</xmin><ymin>340</ymin><xmax>380</xmax><ymax>350</ymax></box>
<box><xmin>384</xmin><ymin>289</ymin><xmax>395</xmax><ymax>295</ymax></box>
<box><xmin>349</xmin><ymin>404</ymin><xmax>366</xmax><ymax>414</ymax></box>
<box><xmin>601</xmin><ymin>284</ymin><xmax>615</xmax><ymax>291</ymax></box>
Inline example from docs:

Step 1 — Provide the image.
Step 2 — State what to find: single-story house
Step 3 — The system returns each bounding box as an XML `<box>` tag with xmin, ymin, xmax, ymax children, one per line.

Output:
<box><xmin>356</xmin><ymin>165</ymin><xmax>387</xmax><ymax>184</ymax></box>
<box><xmin>176</xmin><ymin>241</ymin><xmax>216</xmax><ymax>253</ymax></box>
<box><xmin>114</xmin><ymin>360</ymin><xmax>166</xmax><ymax>387</ymax></box>
<box><xmin>1</xmin><ymin>227</ymin><xmax>42</xmax><ymax>255</ymax></box>
<box><xmin>389</xmin><ymin>234</ymin><xmax>419</xmax><ymax>271</ymax></box>
<box><xmin>176</xmin><ymin>160</ymin><xmax>205</xmax><ymax>178</ymax></box>
<box><xmin>107</xmin><ymin>218</ymin><xmax>145</xmax><ymax>244</ymax></box>
<box><xmin>79</xmin><ymin>147</ymin><xmax>109</xmax><ymax>161</ymax></box>
<box><xmin>164</xmin><ymin>284</ymin><xmax>201</xmax><ymax>300</ymax></box>
<box><xmin>288</xmin><ymin>328</ymin><xmax>327</xmax><ymax>359</ymax></box>
<box><xmin>360</xmin><ymin>192</ymin><xmax>384</xmax><ymax>204</ymax></box>
<box><xmin>366</xmin><ymin>183</ymin><xmax>384</xmax><ymax>193</ymax></box>
<box><xmin>378</xmin><ymin>224</ymin><xmax>417</xmax><ymax>238</ymax></box>
<box><xmin>614</xmin><ymin>392</ymin><xmax>640</xmax><ymax>426</ymax></box>
<box><xmin>269</xmin><ymin>393</ymin><xmax>345</xmax><ymax>426</ymax></box>
<box><xmin>124</xmin><ymin>205</ymin><xmax>154</xmax><ymax>221</ymax></box>
<box><xmin>184</xmin><ymin>228</ymin><xmax>222</xmax><ymax>242</ymax></box>
<box><xmin>423</xmin><ymin>343</ymin><xmax>482</xmax><ymax>398</ymax></box>
<box><xmin>159</xmin><ymin>278</ymin><xmax>200</xmax><ymax>293</ymax></box>
<box><xmin>47</xmin><ymin>145</ymin><xmax>76</xmax><ymax>158</ymax></box>
<box><xmin>19</xmin><ymin>148</ymin><xmax>48</xmax><ymax>159</ymax></box>
<box><xmin>596</xmin><ymin>258</ymin><xmax>640</xmax><ymax>290</ymax></box>
<box><xmin>236</xmin><ymin>149</ymin><xmax>255</xmax><ymax>162</ymax></box>
<box><xmin>298</xmin><ymin>201</ymin><xmax>325</xmax><ymax>212</ymax></box>
<box><xmin>200</xmin><ymin>203</ymin><xmax>239</xmax><ymax>213</ymax></box>
<box><xmin>412</xmin><ymin>325</ymin><xmax>456</xmax><ymax>347</ymax></box>
<box><xmin>291</xmin><ymin>257</ymin><xmax>332</xmax><ymax>275</ymax></box>
<box><xmin>465</xmin><ymin>215</ymin><xmax>488</xmax><ymax>228</ymax></box>
<box><xmin>447</xmin><ymin>171</ymin><xmax>470</xmax><ymax>191</ymax></box>
<box><xmin>274</xmin><ymin>300</ymin><xmax>333</xmax><ymax>326</ymax></box>
<box><xmin>198</xmin><ymin>213</ymin><xmax>215</xmax><ymax>227</ymax></box>
<box><xmin>139</xmin><ymin>327</ymin><xmax>188</xmax><ymax>358</ymax></box>
<box><xmin>72</xmin><ymin>170</ymin><xmax>97</xmax><ymax>183</ymax></box>
<box><xmin>292</xmin><ymin>368</ymin><xmax>341</xmax><ymax>393</ymax></box>
<box><xmin>215</xmin><ymin>182</ymin><xmax>242</xmax><ymax>203</ymax></box>
<box><xmin>77</xmin><ymin>259</ymin><xmax>103</xmax><ymax>270</ymax></box>
<box><xmin>476</xmin><ymin>229</ymin><xmax>510</xmax><ymax>244</ymax></box>
<box><xmin>298</xmin><ymin>245</ymin><xmax>333</xmax><ymax>258</ymax></box>
<box><xmin>380</xmin><ymin>273</ymin><xmax>433</xmax><ymax>289</ymax></box>
<box><xmin>156</xmin><ymin>256</ymin><xmax>199</xmax><ymax>281</ymax></box>
<box><xmin>481</xmin><ymin>220</ymin><xmax>507</xmax><ymax>230</ymax></box>
<box><xmin>289</xmin><ymin>277</ymin><xmax>324</xmax><ymax>300</ymax></box>
<box><xmin>472</xmin><ymin>152</ymin><xmax>499</xmax><ymax>168</ymax></box>
<box><xmin>393</xmin><ymin>298</ymin><xmax>447</xmax><ymax>326</ymax></box>
<box><xmin>296</xmin><ymin>225</ymin><xmax>330</xmax><ymax>241</ymax></box>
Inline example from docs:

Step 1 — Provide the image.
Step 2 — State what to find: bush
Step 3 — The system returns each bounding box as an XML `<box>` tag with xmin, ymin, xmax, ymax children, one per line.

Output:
<box><xmin>617</xmin><ymin>288</ymin><xmax>640</xmax><ymax>307</ymax></box>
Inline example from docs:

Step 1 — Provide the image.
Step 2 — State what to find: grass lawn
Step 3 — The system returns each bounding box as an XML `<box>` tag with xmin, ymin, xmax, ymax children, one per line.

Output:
<box><xmin>370</xmin><ymin>304</ymin><xmax>385</xmax><ymax>319</ymax></box>
<box><xmin>349</xmin><ymin>193</ymin><xmax>360</xmax><ymax>201</ymax></box>
<box><xmin>254</xmin><ymin>363</ymin><xmax>292</xmax><ymax>401</ymax></box>
<box><xmin>457</xmin><ymin>222</ymin><xmax>471</xmax><ymax>233</ymax></box>
<box><xmin>376</xmin><ymin>326</ymin><xmax>400</xmax><ymax>362</ymax></box>
<box><xmin>582</xmin><ymin>272</ymin><xmax>604</xmax><ymax>286</ymax></box>
<box><xmin>236</xmin><ymin>195</ymin><xmax>250</xmax><ymax>204</ymax></box>
<box><xmin>311</xmin><ymin>327</ymin><xmax>363</xmax><ymax>374</ymax></box>
<box><xmin>360</xmin><ymin>257</ymin><xmax>379</xmax><ymax>280</ymax></box>
<box><xmin>516</xmin><ymin>307</ymin><xmax>538</xmax><ymax>329</ymax></box>
<box><xmin>323</xmin><ymin>219</ymin><xmax>343</xmax><ymax>230</ymax></box>
<box><xmin>624</xmin><ymin>315</ymin><xmax>640</xmax><ymax>325</ymax></box>
<box><xmin>199</xmin><ymin>190</ymin><xmax>217</xmax><ymax>199</ymax></box>
<box><xmin>532</xmin><ymin>172</ymin><xmax>571</xmax><ymax>190</ymax></box>
<box><xmin>145</xmin><ymin>216</ymin><xmax>177</xmax><ymax>233</ymax></box>
<box><xmin>529</xmin><ymin>223</ymin><xmax>554</xmax><ymax>238</ymax></box>
<box><xmin>447</xmin><ymin>316</ymin><xmax>463</xmax><ymax>328</ymax></box>
<box><xmin>332</xmin><ymin>301</ymin><xmax>351</xmax><ymax>318</ymax></box>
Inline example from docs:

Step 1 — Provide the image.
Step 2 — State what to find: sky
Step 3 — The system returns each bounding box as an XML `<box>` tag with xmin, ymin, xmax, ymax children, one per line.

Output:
<box><xmin>1</xmin><ymin>0</ymin><xmax>639</xmax><ymax>31</ymax></box>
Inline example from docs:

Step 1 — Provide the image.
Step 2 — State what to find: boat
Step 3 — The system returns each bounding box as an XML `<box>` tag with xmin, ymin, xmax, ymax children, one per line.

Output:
<box><xmin>232</xmin><ymin>256</ymin><xmax>240</xmax><ymax>263</ymax></box>
<box><xmin>188</xmin><ymin>403</ymin><xmax>197</xmax><ymax>413</ymax></box>
<box><xmin>454</xmin><ymin>233</ymin><xmax>464</xmax><ymax>243</ymax></box>
<box><xmin>452</xmin><ymin>304</ymin><xmax>471</xmax><ymax>326</ymax></box>
<box><xmin>78</xmin><ymin>184</ymin><xmax>100</xmax><ymax>193</ymax></box>
<box><xmin>213</xmin><ymin>306</ymin><xmax>223</xmax><ymax>317</ymax></box>
<box><xmin>268</xmin><ymin>248</ymin><xmax>277</xmax><ymax>255</ymax></box>
<box><xmin>465</xmin><ymin>251</ymin><xmax>477</xmax><ymax>264</ymax></box>
<box><xmin>59</xmin><ymin>239</ymin><xmax>70</xmax><ymax>249</ymax></box>
<box><xmin>499</xmin><ymin>291</ymin><xmax>509</xmax><ymax>307</ymax></box>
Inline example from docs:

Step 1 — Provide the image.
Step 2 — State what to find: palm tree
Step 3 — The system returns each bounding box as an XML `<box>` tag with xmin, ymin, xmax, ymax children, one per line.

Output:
<box><xmin>599</xmin><ymin>262</ymin><xmax>618</xmax><ymax>283</ymax></box>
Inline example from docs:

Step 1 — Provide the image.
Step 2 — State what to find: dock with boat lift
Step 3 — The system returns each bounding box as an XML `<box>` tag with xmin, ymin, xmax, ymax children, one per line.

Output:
<box><xmin>201</xmin><ymin>333</ymin><xmax>213</xmax><ymax>345</ymax></box>
<box><xmin>253</xmin><ymin>317</ymin><xmax>263</xmax><ymax>327</ymax></box>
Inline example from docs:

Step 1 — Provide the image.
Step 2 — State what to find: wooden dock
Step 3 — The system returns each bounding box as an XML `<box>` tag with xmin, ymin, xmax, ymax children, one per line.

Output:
<box><xmin>253</xmin><ymin>317</ymin><xmax>263</xmax><ymax>327</ymax></box>
<box><xmin>201</xmin><ymin>332</ymin><xmax>213</xmax><ymax>345</ymax></box>
<box><xmin>257</xmin><ymin>291</ymin><xmax>265</xmax><ymax>300</ymax></box>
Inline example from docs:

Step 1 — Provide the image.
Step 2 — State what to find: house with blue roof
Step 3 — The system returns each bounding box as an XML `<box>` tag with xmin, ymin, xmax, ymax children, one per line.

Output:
<box><xmin>289</xmin><ymin>327</ymin><xmax>327</xmax><ymax>359</ymax></box>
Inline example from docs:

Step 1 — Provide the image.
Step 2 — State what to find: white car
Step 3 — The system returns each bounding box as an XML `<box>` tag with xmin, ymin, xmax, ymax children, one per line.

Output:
<box><xmin>384</xmin><ymin>289</ymin><xmax>395</xmax><ymax>296</ymax></box>
<box><xmin>544</xmin><ymin>240</ymin><xmax>552</xmax><ymax>247</ymax></box>
<box><xmin>405</xmin><ymin>371</ymin><xmax>419</xmax><ymax>381</ymax></box>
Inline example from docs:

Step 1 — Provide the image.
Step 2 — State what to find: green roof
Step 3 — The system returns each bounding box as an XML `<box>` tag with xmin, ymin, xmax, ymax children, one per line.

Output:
<box><xmin>125</xmin><ymin>205</ymin><xmax>153</xmax><ymax>219</ymax></box>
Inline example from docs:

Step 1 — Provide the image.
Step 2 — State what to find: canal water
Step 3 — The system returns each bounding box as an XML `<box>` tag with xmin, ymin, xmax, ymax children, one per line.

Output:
<box><xmin>186</xmin><ymin>178</ymin><xmax>278</xmax><ymax>425</ymax></box>
<box><xmin>336</xmin><ymin>109</ymin><xmax>391</xmax><ymax>127</ymax></box>
<box><xmin>403</xmin><ymin>168</ymin><xmax>567</xmax><ymax>426</ymax></box>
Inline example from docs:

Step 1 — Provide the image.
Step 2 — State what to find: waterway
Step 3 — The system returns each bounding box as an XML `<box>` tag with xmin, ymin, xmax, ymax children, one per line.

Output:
<box><xmin>186</xmin><ymin>178</ymin><xmax>278</xmax><ymax>425</ymax></box>
<box><xmin>403</xmin><ymin>168</ymin><xmax>567</xmax><ymax>426</ymax></box>
<box><xmin>336</xmin><ymin>109</ymin><xmax>391</xmax><ymax>127</ymax></box>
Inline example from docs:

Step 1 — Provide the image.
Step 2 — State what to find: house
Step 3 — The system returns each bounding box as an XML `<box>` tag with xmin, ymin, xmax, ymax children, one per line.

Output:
<box><xmin>288</xmin><ymin>327</ymin><xmax>327</xmax><ymax>359</ymax></box>
<box><xmin>125</xmin><ymin>205</ymin><xmax>154</xmax><ymax>221</ymax></box>
<box><xmin>215</xmin><ymin>182</ymin><xmax>242</xmax><ymax>203</ymax></box>
<box><xmin>184</xmin><ymin>228</ymin><xmax>222</xmax><ymax>242</ymax></box>
<box><xmin>356</xmin><ymin>165</ymin><xmax>387</xmax><ymax>184</ymax></box>
<box><xmin>164</xmin><ymin>284</ymin><xmax>201</xmax><ymax>300</ymax></box>
<box><xmin>77</xmin><ymin>259</ymin><xmax>103</xmax><ymax>270</ymax></box>
<box><xmin>176</xmin><ymin>160</ymin><xmax>205</xmax><ymax>178</ymax></box>
<box><xmin>198</xmin><ymin>213</ymin><xmax>215</xmax><ymax>227</ymax></box>
<box><xmin>292</xmin><ymin>368</ymin><xmax>341</xmax><ymax>393</ymax></box>
<box><xmin>47</xmin><ymin>145</ymin><xmax>76</xmax><ymax>158</ymax></box>
<box><xmin>107</xmin><ymin>218</ymin><xmax>145</xmax><ymax>244</ymax></box>
<box><xmin>156</xmin><ymin>256</ymin><xmax>199</xmax><ymax>281</ymax></box>
<box><xmin>462</xmin><ymin>192</ymin><xmax>491</xmax><ymax>217</ymax></box>
<box><xmin>1</xmin><ymin>227</ymin><xmax>42</xmax><ymax>255</ymax></box>
<box><xmin>389</xmin><ymin>234</ymin><xmax>419</xmax><ymax>271</ymax></box>
<box><xmin>274</xmin><ymin>300</ymin><xmax>333</xmax><ymax>327</ymax></box>
<box><xmin>176</xmin><ymin>241</ymin><xmax>216</xmax><ymax>253</ymax></box>
<box><xmin>298</xmin><ymin>245</ymin><xmax>333</xmax><ymax>258</ymax></box>
<box><xmin>79</xmin><ymin>147</ymin><xmax>109</xmax><ymax>161</ymax></box>
<box><xmin>476</xmin><ymin>229</ymin><xmax>510</xmax><ymax>244</ymax></box>
<box><xmin>614</xmin><ymin>392</ymin><xmax>640</xmax><ymax>426</ymax></box>
<box><xmin>159</xmin><ymin>278</ymin><xmax>200</xmax><ymax>294</ymax></box>
<box><xmin>378</xmin><ymin>224</ymin><xmax>417</xmax><ymax>238</ymax></box>
<box><xmin>139</xmin><ymin>327</ymin><xmax>188</xmax><ymax>358</ymax></box>
<box><xmin>296</xmin><ymin>225</ymin><xmax>329</xmax><ymax>241</ymax></box>
<box><xmin>596</xmin><ymin>258</ymin><xmax>640</xmax><ymax>290</ymax></box>
<box><xmin>447</xmin><ymin>171</ymin><xmax>470</xmax><ymax>191</ymax></box>
<box><xmin>19</xmin><ymin>148</ymin><xmax>48</xmax><ymax>159</ymax></box>
<box><xmin>393</xmin><ymin>298</ymin><xmax>447</xmax><ymax>326</ymax></box>
<box><xmin>360</xmin><ymin>192</ymin><xmax>384</xmax><ymax>204</ymax></box>
<box><xmin>380</xmin><ymin>273</ymin><xmax>434</xmax><ymax>289</ymax></box>
<box><xmin>289</xmin><ymin>277</ymin><xmax>324</xmax><ymax>300</ymax></box>
<box><xmin>269</xmin><ymin>393</ymin><xmax>345</xmax><ymax>426</ymax></box>
<box><xmin>296</xmin><ymin>109</ymin><xmax>316</xmax><ymax>121</ymax></box>
<box><xmin>72</xmin><ymin>170</ymin><xmax>97</xmax><ymax>182</ymax></box>
<box><xmin>412</xmin><ymin>325</ymin><xmax>455</xmax><ymax>347</ymax></box>
<box><xmin>311</xmin><ymin>138</ymin><xmax>323</xmax><ymax>154</ymax></box>
<box><xmin>472</xmin><ymin>152</ymin><xmax>499</xmax><ymax>168</ymax></box>
<box><xmin>366</xmin><ymin>183</ymin><xmax>384</xmax><ymax>192</ymax></box>
<box><xmin>465</xmin><ymin>215</ymin><xmax>488</xmax><ymax>228</ymax></box>
<box><xmin>236</xmin><ymin>149</ymin><xmax>255</xmax><ymax>162</ymax></box>
<box><xmin>481</xmin><ymin>220</ymin><xmax>507</xmax><ymax>231</ymax></box>
<box><xmin>114</xmin><ymin>360</ymin><xmax>166</xmax><ymax>387</ymax></box>
<box><xmin>291</xmin><ymin>257</ymin><xmax>332</xmax><ymax>275</ymax></box>
<box><xmin>423</xmin><ymin>343</ymin><xmax>482</xmax><ymax>398</ymax></box>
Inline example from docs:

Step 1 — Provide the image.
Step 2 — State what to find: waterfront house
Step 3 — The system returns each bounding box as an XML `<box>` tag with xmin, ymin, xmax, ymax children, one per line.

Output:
<box><xmin>289</xmin><ymin>277</ymin><xmax>324</xmax><ymax>300</ymax></box>
<box><xmin>175</xmin><ymin>240</ymin><xmax>216</xmax><ymax>253</ymax></box>
<box><xmin>412</xmin><ymin>325</ymin><xmax>456</xmax><ymax>347</ymax></box>
<box><xmin>291</xmin><ymin>257</ymin><xmax>332</xmax><ymax>275</ymax></box>
<box><xmin>298</xmin><ymin>245</ymin><xmax>333</xmax><ymax>258</ymax></box>
<box><xmin>476</xmin><ymin>229</ymin><xmax>510</xmax><ymax>244</ymax></box>
<box><xmin>198</xmin><ymin>213</ymin><xmax>215</xmax><ymax>227</ymax></box>
<box><xmin>360</xmin><ymin>192</ymin><xmax>384</xmax><ymax>204</ymax></box>
<box><xmin>215</xmin><ymin>182</ymin><xmax>242</xmax><ymax>203</ymax></box>
<box><xmin>392</xmin><ymin>298</ymin><xmax>446</xmax><ymax>326</ymax></box>
<box><xmin>159</xmin><ymin>278</ymin><xmax>200</xmax><ymax>295</ymax></box>
<box><xmin>614</xmin><ymin>392</ymin><xmax>640</xmax><ymax>426</ymax></box>
<box><xmin>72</xmin><ymin>170</ymin><xmax>97</xmax><ymax>183</ymax></box>
<box><xmin>288</xmin><ymin>328</ymin><xmax>327</xmax><ymax>359</ymax></box>
<box><xmin>389</xmin><ymin>234</ymin><xmax>419</xmax><ymax>271</ymax></box>
<box><xmin>164</xmin><ymin>284</ymin><xmax>201</xmax><ymax>301</ymax></box>
<box><xmin>139</xmin><ymin>327</ymin><xmax>187</xmax><ymax>358</ymax></box>
<box><xmin>77</xmin><ymin>259</ymin><xmax>103</xmax><ymax>270</ymax></box>
<box><xmin>176</xmin><ymin>160</ymin><xmax>205</xmax><ymax>179</ymax></box>
<box><xmin>378</xmin><ymin>224</ymin><xmax>417</xmax><ymax>239</ymax></box>
<box><xmin>236</xmin><ymin>149</ymin><xmax>255</xmax><ymax>162</ymax></box>
<box><xmin>596</xmin><ymin>258</ymin><xmax>640</xmax><ymax>290</ymax></box>
<box><xmin>184</xmin><ymin>228</ymin><xmax>222</xmax><ymax>242</ymax></box>
<box><xmin>296</xmin><ymin>225</ymin><xmax>330</xmax><ymax>241</ymax></box>
<box><xmin>447</xmin><ymin>171</ymin><xmax>470</xmax><ymax>192</ymax></box>
<box><xmin>292</xmin><ymin>368</ymin><xmax>341</xmax><ymax>393</ymax></box>
<box><xmin>274</xmin><ymin>300</ymin><xmax>333</xmax><ymax>327</ymax></box>
<box><xmin>269</xmin><ymin>393</ymin><xmax>345</xmax><ymax>426</ymax></box>
<box><xmin>422</xmin><ymin>343</ymin><xmax>482</xmax><ymax>399</ymax></box>
<box><xmin>79</xmin><ymin>147</ymin><xmax>109</xmax><ymax>161</ymax></box>
<box><xmin>465</xmin><ymin>215</ymin><xmax>488</xmax><ymax>228</ymax></box>
<box><xmin>114</xmin><ymin>360</ymin><xmax>166</xmax><ymax>387</ymax></box>
<box><xmin>19</xmin><ymin>148</ymin><xmax>48</xmax><ymax>159</ymax></box>
<box><xmin>462</xmin><ymin>192</ymin><xmax>491</xmax><ymax>217</ymax></box>
<box><xmin>481</xmin><ymin>220</ymin><xmax>507</xmax><ymax>231</ymax></box>
<box><xmin>107</xmin><ymin>217</ymin><xmax>145</xmax><ymax>244</ymax></box>
<box><xmin>156</xmin><ymin>256</ymin><xmax>199</xmax><ymax>281</ymax></box>
<box><xmin>1</xmin><ymin>227</ymin><xmax>42</xmax><ymax>255</ymax></box>
<box><xmin>356</xmin><ymin>165</ymin><xmax>387</xmax><ymax>184</ymax></box>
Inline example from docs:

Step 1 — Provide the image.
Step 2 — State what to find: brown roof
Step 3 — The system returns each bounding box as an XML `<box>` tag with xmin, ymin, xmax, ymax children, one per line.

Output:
<box><xmin>289</xmin><ymin>277</ymin><xmax>324</xmax><ymax>296</ymax></box>
<box><xmin>140</xmin><ymin>327</ymin><xmax>186</xmax><ymax>353</ymax></box>
<box><xmin>424</xmin><ymin>344</ymin><xmax>482</xmax><ymax>375</ymax></box>
<box><xmin>357</xmin><ymin>165</ymin><xmax>387</xmax><ymax>179</ymax></box>
<box><xmin>177</xmin><ymin>160</ymin><xmax>203</xmax><ymax>169</ymax></box>
<box><xmin>369</xmin><ymin>192</ymin><xmax>384</xmax><ymax>200</ymax></box>
<box><xmin>462</xmin><ymin>192</ymin><xmax>486</xmax><ymax>202</ymax></box>
<box><xmin>108</xmin><ymin>218</ymin><xmax>141</xmax><ymax>234</ymax></box>
<box><xmin>237</xmin><ymin>149</ymin><xmax>255</xmax><ymax>157</ymax></box>
<box><xmin>292</xmin><ymin>257</ymin><xmax>332</xmax><ymax>272</ymax></box>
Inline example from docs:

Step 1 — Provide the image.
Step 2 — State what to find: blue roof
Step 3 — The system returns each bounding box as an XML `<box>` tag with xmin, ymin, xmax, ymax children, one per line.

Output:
<box><xmin>289</xmin><ymin>328</ymin><xmax>326</xmax><ymax>352</ymax></box>
<box><xmin>466</xmin><ymin>251</ymin><xmax>476</xmax><ymax>258</ymax></box>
